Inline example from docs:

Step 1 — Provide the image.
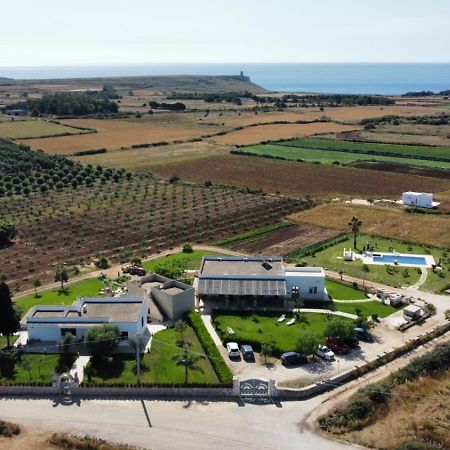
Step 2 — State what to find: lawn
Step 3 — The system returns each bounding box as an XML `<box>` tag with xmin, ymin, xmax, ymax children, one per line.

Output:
<box><xmin>142</xmin><ymin>249</ymin><xmax>230</xmax><ymax>272</ymax></box>
<box><xmin>84</xmin><ymin>327</ymin><xmax>219</xmax><ymax>385</ymax></box>
<box><xmin>334</xmin><ymin>301</ymin><xmax>399</xmax><ymax>318</ymax></box>
<box><xmin>300</xmin><ymin>235</ymin><xmax>427</xmax><ymax>288</ymax></box>
<box><xmin>241</xmin><ymin>144</ymin><xmax>450</xmax><ymax>170</ymax></box>
<box><xmin>14</xmin><ymin>278</ymin><xmax>105</xmax><ymax>317</ymax></box>
<box><xmin>0</xmin><ymin>353</ymin><xmax>62</xmax><ymax>384</ymax></box>
<box><xmin>326</xmin><ymin>279</ymin><xmax>367</xmax><ymax>300</ymax></box>
<box><xmin>214</xmin><ymin>312</ymin><xmax>351</xmax><ymax>354</ymax></box>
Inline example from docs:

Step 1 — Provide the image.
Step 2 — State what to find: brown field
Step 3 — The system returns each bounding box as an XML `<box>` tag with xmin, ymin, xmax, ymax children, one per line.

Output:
<box><xmin>150</xmin><ymin>154</ymin><xmax>450</xmax><ymax>199</ymax></box>
<box><xmin>360</xmin><ymin>130</ymin><xmax>450</xmax><ymax>147</ymax></box>
<box><xmin>213</xmin><ymin>122</ymin><xmax>362</xmax><ymax>145</ymax></box>
<box><xmin>289</xmin><ymin>203</ymin><xmax>450</xmax><ymax>247</ymax></box>
<box><xmin>332</xmin><ymin>371</ymin><xmax>450</xmax><ymax>450</ymax></box>
<box><xmin>19</xmin><ymin>117</ymin><xmax>223</xmax><ymax>154</ymax></box>
<box><xmin>0</xmin><ymin>119</ymin><xmax>88</xmax><ymax>139</ymax></box>
<box><xmin>74</xmin><ymin>141</ymin><xmax>231</xmax><ymax>171</ymax></box>
<box><xmin>225</xmin><ymin>223</ymin><xmax>341</xmax><ymax>256</ymax></box>
<box><xmin>378</xmin><ymin>123</ymin><xmax>450</xmax><ymax>137</ymax></box>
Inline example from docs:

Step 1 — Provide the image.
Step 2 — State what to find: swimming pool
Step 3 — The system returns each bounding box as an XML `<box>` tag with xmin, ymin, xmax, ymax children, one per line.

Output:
<box><xmin>372</xmin><ymin>254</ymin><xmax>428</xmax><ymax>266</ymax></box>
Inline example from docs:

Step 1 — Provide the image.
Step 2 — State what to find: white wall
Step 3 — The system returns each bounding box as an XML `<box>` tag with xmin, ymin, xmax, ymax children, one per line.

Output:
<box><xmin>402</xmin><ymin>192</ymin><xmax>433</xmax><ymax>208</ymax></box>
<box><xmin>285</xmin><ymin>272</ymin><xmax>326</xmax><ymax>300</ymax></box>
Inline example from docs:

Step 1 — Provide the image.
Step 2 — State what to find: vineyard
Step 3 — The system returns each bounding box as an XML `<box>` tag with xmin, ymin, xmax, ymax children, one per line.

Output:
<box><xmin>0</xmin><ymin>178</ymin><xmax>310</xmax><ymax>292</ymax></box>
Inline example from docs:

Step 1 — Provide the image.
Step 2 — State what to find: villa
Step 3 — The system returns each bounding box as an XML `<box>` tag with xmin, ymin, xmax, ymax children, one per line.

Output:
<box><xmin>26</xmin><ymin>297</ymin><xmax>147</xmax><ymax>343</ymax></box>
<box><xmin>196</xmin><ymin>256</ymin><xmax>327</xmax><ymax>308</ymax></box>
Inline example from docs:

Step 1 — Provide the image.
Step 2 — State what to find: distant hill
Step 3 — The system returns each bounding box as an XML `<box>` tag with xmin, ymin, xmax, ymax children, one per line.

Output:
<box><xmin>8</xmin><ymin>74</ymin><xmax>268</xmax><ymax>94</ymax></box>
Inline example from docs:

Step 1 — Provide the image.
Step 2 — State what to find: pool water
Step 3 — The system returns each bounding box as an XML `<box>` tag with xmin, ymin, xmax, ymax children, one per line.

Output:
<box><xmin>372</xmin><ymin>254</ymin><xmax>427</xmax><ymax>266</ymax></box>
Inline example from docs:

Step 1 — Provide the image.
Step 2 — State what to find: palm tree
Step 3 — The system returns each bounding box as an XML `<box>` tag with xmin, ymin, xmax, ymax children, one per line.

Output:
<box><xmin>173</xmin><ymin>345</ymin><xmax>204</xmax><ymax>385</ymax></box>
<box><xmin>348</xmin><ymin>216</ymin><xmax>362</xmax><ymax>250</ymax></box>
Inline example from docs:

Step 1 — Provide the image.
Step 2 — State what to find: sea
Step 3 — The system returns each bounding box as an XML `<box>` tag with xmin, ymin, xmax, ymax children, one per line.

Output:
<box><xmin>1</xmin><ymin>63</ymin><xmax>449</xmax><ymax>95</ymax></box>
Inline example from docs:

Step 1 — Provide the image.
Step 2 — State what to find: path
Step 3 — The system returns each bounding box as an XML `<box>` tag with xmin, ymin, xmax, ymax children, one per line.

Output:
<box><xmin>411</xmin><ymin>267</ymin><xmax>428</xmax><ymax>289</ymax></box>
<box><xmin>70</xmin><ymin>355</ymin><xmax>90</xmax><ymax>383</ymax></box>
<box><xmin>294</xmin><ymin>308</ymin><xmax>357</xmax><ymax>319</ymax></box>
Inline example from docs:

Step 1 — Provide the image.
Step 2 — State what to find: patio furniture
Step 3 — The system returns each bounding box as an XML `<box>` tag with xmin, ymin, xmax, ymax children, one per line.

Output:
<box><xmin>227</xmin><ymin>326</ymin><xmax>235</xmax><ymax>335</ymax></box>
<box><xmin>278</xmin><ymin>314</ymin><xmax>286</xmax><ymax>323</ymax></box>
<box><xmin>286</xmin><ymin>318</ymin><xmax>296</xmax><ymax>326</ymax></box>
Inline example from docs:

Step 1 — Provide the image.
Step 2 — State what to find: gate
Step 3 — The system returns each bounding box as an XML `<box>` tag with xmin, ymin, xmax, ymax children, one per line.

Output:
<box><xmin>239</xmin><ymin>378</ymin><xmax>270</xmax><ymax>400</ymax></box>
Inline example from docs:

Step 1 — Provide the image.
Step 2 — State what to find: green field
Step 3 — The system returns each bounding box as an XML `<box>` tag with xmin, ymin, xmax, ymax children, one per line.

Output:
<box><xmin>0</xmin><ymin>119</ymin><xmax>89</xmax><ymax>139</ymax></box>
<box><xmin>277</xmin><ymin>137</ymin><xmax>450</xmax><ymax>160</ymax></box>
<box><xmin>241</xmin><ymin>143</ymin><xmax>450</xmax><ymax>169</ymax></box>
<box><xmin>326</xmin><ymin>280</ymin><xmax>367</xmax><ymax>300</ymax></box>
<box><xmin>334</xmin><ymin>300</ymin><xmax>399</xmax><ymax>318</ymax></box>
<box><xmin>84</xmin><ymin>327</ymin><xmax>218</xmax><ymax>385</ymax></box>
<box><xmin>14</xmin><ymin>278</ymin><xmax>104</xmax><ymax>317</ymax></box>
<box><xmin>0</xmin><ymin>354</ymin><xmax>62</xmax><ymax>384</ymax></box>
<box><xmin>300</xmin><ymin>235</ymin><xmax>448</xmax><ymax>291</ymax></box>
<box><xmin>214</xmin><ymin>312</ymin><xmax>351</xmax><ymax>354</ymax></box>
<box><xmin>142</xmin><ymin>249</ymin><xmax>230</xmax><ymax>272</ymax></box>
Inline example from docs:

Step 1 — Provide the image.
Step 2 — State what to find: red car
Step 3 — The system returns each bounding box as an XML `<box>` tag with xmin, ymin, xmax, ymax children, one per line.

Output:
<box><xmin>326</xmin><ymin>337</ymin><xmax>351</xmax><ymax>354</ymax></box>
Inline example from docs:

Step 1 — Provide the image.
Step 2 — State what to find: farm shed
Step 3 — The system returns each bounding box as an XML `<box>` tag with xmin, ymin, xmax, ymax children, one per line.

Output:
<box><xmin>26</xmin><ymin>297</ymin><xmax>147</xmax><ymax>345</ymax></box>
<box><xmin>401</xmin><ymin>191</ymin><xmax>440</xmax><ymax>208</ymax></box>
<box><xmin>196</xmin><ymin>256</ymin><xmax>327</xmax><ymax>308</ymax></box>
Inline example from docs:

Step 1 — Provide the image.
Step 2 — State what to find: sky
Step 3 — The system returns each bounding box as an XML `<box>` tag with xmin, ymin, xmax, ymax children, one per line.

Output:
<box><xmin>0</xmin><ymin>0</ymin><xmax>449</xmax><ymax>66</ymax></box>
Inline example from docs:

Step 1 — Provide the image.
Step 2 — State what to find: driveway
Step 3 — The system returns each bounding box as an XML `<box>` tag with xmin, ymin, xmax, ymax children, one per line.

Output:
<box><xmin>0</xmin><ymin>396</ymin><xmax>355</xmax><ymax>450</ymax></box>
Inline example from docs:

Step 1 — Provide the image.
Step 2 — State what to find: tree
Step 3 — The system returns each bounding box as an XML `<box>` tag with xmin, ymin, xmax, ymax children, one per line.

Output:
<box><xmin>182</xmin><ymin>243</ymin><xmax>193</xmax><ymax>254</ymax></box>
<box><xmin>175</xmin><ymin>320</ymin><xmax>188</xmax><ymax>346</ymax></box>
<box><xmin>297</xmin><ymin>334</ymin><xmax>322</xmax><ymax>358</ymax></box>
<box><xmin>260</xmin><ymin>344</ymin><xmax>273</xmax><ymax>363</ymax></box>
<box><xmin>325</xmin><ymin>317</ymin><xmax>356</xmax><ymax>340</ymax></box>
<box><xmin>20</xmin><ymin>358</ymin><xmax>32</xmax><ymax>382</ymax></box>
<box><xmin>33</xmin><ymin>278</ymin><xmax>42</xmax><ymax>298</ymax></box>
<box><xmin>130</xmin><ymin>256</ymin><xmax>142</xmax><ymax>266</ymax></box>
<box><xmin>0</xmin><ymin>219</ymin><xmax>17</xmax><ymax>245</ymax></box>
<box><xmin>0</xmin><ymin>281</ymin><xmax>20</xmax><ymax>347</ymax></box>
<box><xmin>94</xmin><ymin>255</ymin><xmax>110</xmax><ymax>269</ymax></box>
<box><xmin>54</xmin><ymin>266</ymin><xmax>69</xmax><ymax>290</ymax></box>
<box><xmin>154</xmin><ymin>260</ymin><xmax>187</xmax><ymax>280</ymax></box>
<box><xmin>85</xmin><ymin>324</ymin><xmax>120</xmax><ymax>359</ymax></box>
<box><xmin>348</xmin><ymin>216</ymin><xmax>362</xmax><ymax>250</ymax></box>
<box><xmin>173</xmin><ymin>344</ymin><xmax>204</xmax><ymax>385</ymax></box>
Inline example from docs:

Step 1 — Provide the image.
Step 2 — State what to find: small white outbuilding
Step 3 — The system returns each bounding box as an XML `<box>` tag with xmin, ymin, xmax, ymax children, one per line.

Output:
<box><xmin>401</xmin><ymin>192</ymin><xmax>440</xmax><ymax>209</ymax></box>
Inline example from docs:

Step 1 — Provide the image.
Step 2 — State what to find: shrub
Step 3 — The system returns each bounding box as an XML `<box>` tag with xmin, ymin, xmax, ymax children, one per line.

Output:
<box><xmin>0</xmin><ymin>419</ymin><xmax>20</xmax><ymax>437</ymax></box>
<box><xmin>94</xmin><ymin>255</ymin><xmax>110</xmax><ymax>269</ymax></box>
<box><xmin>49</xmin><ymin>433</ymin><xmax>135</xmax><ymax>450</ymax></box>
<box><xmin>182</xmin><ymin>243</ymin><xmax>193</xmax><ymax>253</ymax></box>
<box><xmin>184</xmin><ymin>312</ymin><xmax>232</xmax><ymax>384</ymax></box>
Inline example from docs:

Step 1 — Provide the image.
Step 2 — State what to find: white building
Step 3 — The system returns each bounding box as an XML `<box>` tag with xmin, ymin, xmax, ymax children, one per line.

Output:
<box><xmin>401</xmin><ymin>191</ymin><xmax>440</xmax><ymax>209</ymax></box>
<box><xmin>196</xmin><ymin>256</ymin><xmax>327</xmax><ymax>308</ymax></box>
<box><xmin>26</xmin><ymin>297</ymin><xmax>147</xmax><ymax>343</ymax></box>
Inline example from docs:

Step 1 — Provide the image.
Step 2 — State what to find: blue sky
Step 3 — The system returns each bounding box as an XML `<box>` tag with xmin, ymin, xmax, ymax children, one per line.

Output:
<box><xmin>0</xmin><ymin>0</ymin><xmax>449</xmax><ymax>66</ymax></box>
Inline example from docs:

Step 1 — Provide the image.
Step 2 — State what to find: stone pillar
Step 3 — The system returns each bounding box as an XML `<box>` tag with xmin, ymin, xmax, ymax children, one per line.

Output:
<box><xmin>232</xmin><ymin>376</ymin><xmax>240</xmax><ymax>396</ymax></box>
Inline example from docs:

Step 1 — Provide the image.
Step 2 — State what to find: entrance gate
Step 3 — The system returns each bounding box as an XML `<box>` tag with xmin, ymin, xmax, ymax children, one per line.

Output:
<box><xmin>239</xmin><ymin>378</ymin><xmax>270</xmax><ymax>400</ymax></box>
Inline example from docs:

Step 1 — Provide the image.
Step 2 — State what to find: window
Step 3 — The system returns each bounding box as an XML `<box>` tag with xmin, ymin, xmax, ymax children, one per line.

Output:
<box><xmin>309</xmin><ymin>286</ymin><xmax>318</xmax><ymax>294</ymax></box>
<box><xmin>61</xmin><ymin>328</ymin><xmax>76</xmax><ymax>337</ymax></box>
<box><xmin>141</xmin><ymin>317</ymin><xmax>144</xmax><ymax>327</ymax></box>
<box><xmin>121</xmin><ymin>331</ymin><xmax>129</xmax><ymax>339</ymax></box>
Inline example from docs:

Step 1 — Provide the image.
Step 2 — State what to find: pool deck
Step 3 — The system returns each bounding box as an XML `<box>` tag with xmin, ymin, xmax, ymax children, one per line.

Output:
<box><xmin>361</xmin><ymin>252</ymin><xmax>435</xmax><ymax>268</ymax></box>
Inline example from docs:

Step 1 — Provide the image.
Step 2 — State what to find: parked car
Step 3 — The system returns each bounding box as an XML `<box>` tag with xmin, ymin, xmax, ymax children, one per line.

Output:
<box><xmin>240</xmin><ymin>344</ymin><xmax>255</xmax><ymax>361</ymax></box>
<box><xmin>325</xmin><ymin>337</ymin><xmax>351</xmax><ymax>354</ymax></box>
<box><xmin>226</xmin><ymin>342</ymin><xmax>240</xmax><ymax>359</ymax></box>
<box><xmin>316</xmin><ymin>345</ymin><xmax>335</xmax><ymax>360</ymax></box>
<box><xmin>280</xmin><ymin>351</ymin><xmax>307</xmax><ymax>366</ymax></box>
<box><xmin>354</xmin><ymin>327</ymin><xmax>374</xmax><ymax>342</ymax></box>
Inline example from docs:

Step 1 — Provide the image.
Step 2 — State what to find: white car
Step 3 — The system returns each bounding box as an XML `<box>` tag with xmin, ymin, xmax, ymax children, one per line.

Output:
<box><xmin>316</xmin><ymin>345</ymin><xmax>335</xmax><ymax>360</ymax></box>
<box><xmin>226</xmin><ymin>342</ymin><xmax>240</xmax><ymax>359</ymax></box>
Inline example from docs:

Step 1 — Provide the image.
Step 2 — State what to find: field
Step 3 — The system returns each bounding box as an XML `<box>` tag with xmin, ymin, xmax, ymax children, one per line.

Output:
<box><xmin>150</xmin><ymin>154</ymin><xmax>450</xmax><ymax>199</ymax></box>
<box><xmin>334</xmin><ymin>300</ymin><xmax>400</xmax><ymax>318</ymax></box>
<box><xmin>74</xmin><ymin>141</ymin><xmax>231</xmax><ymax>171</ymax></box>
<box><xmin>212</xmin><ymin>122</ymin><xmax>361</xmax><ymax>145</ymax></box>
<box><xmin>359</xmin><ymin>129</ymin><xmax>450</xmax><ymax>147</ymax></box>
<box><xmin>325</xmin><ymin>280</ymin><xmax>367</xmax><ymax>300</ymax></box>
<box><xmin>0</xmin><ymin>119</ymin><xmax>89</xmax><ymax>139</ymax></box>
<box><xmin>0</xmin><ymin>178</ymin><xmax>308</xmax><ymax>292</ymax></box>
<box><xmin>240</xmin><ymin>143</ymin><xmax>450</xmax><ymax>169</ymax></box>
<box><xmin>290</xmin><ymin>204</ymin><xmax>450</xmax><ymax>248</ymax></box>
<box><xmin>218</xmin><ymin>222</ymin><xmax>341</xmax><ymax>256</ymax></box>
<box><xmin>0</xmin><ymin>354</ymin><xmax>62</xmax><ymax>384</ymax></box>
<box><xmin>84</xmin><ymin>327</ymin><xmax>219</xmax><ymax>385</ymax></box>
<box><xmin>19</xmin><ymin>117</ymin><xmax>224</xmax><ymax>154</ymax></box>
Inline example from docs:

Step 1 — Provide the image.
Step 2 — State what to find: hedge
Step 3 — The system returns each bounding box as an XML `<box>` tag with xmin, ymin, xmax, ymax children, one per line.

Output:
<box><xmin>286</xmin><ymin>233</ymin><xmax>349</xmax><ymax>260</ymax></box>
<box><xmin>184</xmin><ymin>312</ymin><xmax>233</xmax><ymax>385</ymax></box>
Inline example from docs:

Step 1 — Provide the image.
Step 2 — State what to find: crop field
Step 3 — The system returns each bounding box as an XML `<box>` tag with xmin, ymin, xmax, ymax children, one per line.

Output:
<box><xmin>276</xmin><ymin>137</ymin><xmax>450</xmax><ymax>161</ymax></box>
<box><xmin>289</xmin><ymin>204</ymin><xmax>450</xmax><ymax>248</ymax></box>
<box><xmin>151</xmin><ymin>154</ymin><xmax>450</xmax><ymax>199</ymax></box>
<box><xmin>240</xmin><ymin>144</ymin><xmax>450</xmax><ymax>169</ymax></box>
<box><xmin>74</xmin><ymin>141</ymin><xmax>231</xmax><ymax>171</ymax></box>
<box><xmin>0</xmin><ymin>119</ymin><xmax>89</xmax><ymax>139</ymax></box>
<box><xmin>359</xmin><ymin>129</ymin><xmax>450</xmax><ymax>148</ymax></box>
<box><xmin>219</xmin><ymin>222</ymin><xmax>341</xmax><ymax>256</ymax></box>
<box><xmin>19</xmin><ymin>117</ymin><xmax>225</xmax><ymax>154</ymax></box>
<box><xmin>212</xmin><ymin>122</ymin><xmax>361</xmax><ymax>145</ymax></box>
<box><xmin>0</xmin><ymin>178</ymin><xmax>309</xmax><ymax>292</ymax></box>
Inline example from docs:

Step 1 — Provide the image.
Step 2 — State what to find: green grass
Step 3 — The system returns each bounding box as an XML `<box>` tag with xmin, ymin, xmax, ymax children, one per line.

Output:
<box><xmin>0</xmin><ymin>119</ymin><xmax>88</xmax><ymax>139</ymax></box>
<box><xmin>301</xmin><ymin>235</ymin><xmax>429</xmax><ymax>288</ymax></box>
<box><xmin>0</xmin><ymin>335</ymin><xmax>18</xmax><ymax>349</ymax></box>
<box><xmin>326</xmin><ymin>280</ymin><xmax>367</xmax><ymax>300</ymax></box>
<box><xmin>142</xmin><ymin>250</ymin><xmax>230</xmax><ymax>272</ymax></box>
<box><xmin>214</xmin><ymin>312</ymin><xmax>350</xmax><ymax>354</ymax></box>
<box><xmin>84</xmin><ymin>327</ymin><xmax>219</xmax><ymax>385</ymax></box>
<box><xmin>334</xmin><ymin>301</ymin><xmax>400</xmax><ymax>318</ymax></box>
<box><xmin>215</xmin><ymin>221</ymin><xmax>292</xmax><ymax>246</ymax></box>
<box><xmin>14</xmin><ymin>278</ymin><xmax>105</xmax><ymax>317</ymax></box>
<box><xmin>0</xmin><ymin>354</ymin><xmax>60</xmax><ymax>384</ymax></box>
<box><xmin>241</xmin><ymin>144</ymin><xmax>450</xmax><ymax>169</ymax></box>
<box><xmin>277</xmin><ymin>137</ymin><xmax>450</xmax><ymax>160</ymax></box>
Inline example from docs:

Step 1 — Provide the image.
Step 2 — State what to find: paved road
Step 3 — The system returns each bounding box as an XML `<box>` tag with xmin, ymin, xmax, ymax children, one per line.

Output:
<box><xmin>0</xmin><ymin>396</ymin><xmax>354</xmax><ymax>450</ymax></box>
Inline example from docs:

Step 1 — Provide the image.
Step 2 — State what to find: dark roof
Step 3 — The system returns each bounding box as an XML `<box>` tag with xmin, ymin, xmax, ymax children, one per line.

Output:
<box><xmin>197</xmin><ymin>278</ymin><xmax>286</xmax><ymax>297</ymax></box>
